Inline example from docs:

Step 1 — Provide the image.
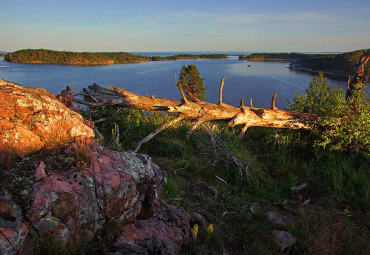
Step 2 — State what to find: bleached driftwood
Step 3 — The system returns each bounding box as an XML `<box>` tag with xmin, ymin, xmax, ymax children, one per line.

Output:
<box><xmin>71</xmin><ymin>78</ymin><xmax>317</xmax><ymax>152</ymax></box>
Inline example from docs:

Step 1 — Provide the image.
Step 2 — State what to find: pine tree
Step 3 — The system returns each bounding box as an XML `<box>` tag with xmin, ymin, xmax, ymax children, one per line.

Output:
<box><xmin>178</xmin><ymin>64</ymin><xmax>207</xmax><ymax>101</ymax></box>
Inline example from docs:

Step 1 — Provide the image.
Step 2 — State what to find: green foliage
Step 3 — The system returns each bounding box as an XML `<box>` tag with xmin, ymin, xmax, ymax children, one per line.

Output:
<box><xmin>242</xmin><ymin>52</ymin><xmax>312</xmax><ymax>61</ymax></box>
<box><xmin>288</xmin><ymin>73</ymin><xmax>370</xmax><ymax>153</ymax></box>
<box><xmin>288</xmin><ymin>73</ymin><xmax>346</xmax><ymax>116</ymax></box>
<box><xmin>307</xmin><ymin>49</ymin><xmax>370</xmax><ymax>77</ymax></box>
<box><xmin>242</xmin><ymin>49</ymin><xmax>370</xmax><ymax>81</ymax></box>
<box><xmin>178</xmin><ymin>64</ymin><xmax>207</xmax><ymax>101</ymax></box>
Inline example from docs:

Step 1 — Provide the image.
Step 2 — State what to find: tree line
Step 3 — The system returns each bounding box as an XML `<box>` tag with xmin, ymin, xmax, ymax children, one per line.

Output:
<box><xmin>4</xmin><ymin>49</ymin><xmax>227</xmax><ymax>65</ymax></box>
<box><xmin>239</xmin><ymin>49</ymin><xmax>370</xmax><ymax>81</ymax></box>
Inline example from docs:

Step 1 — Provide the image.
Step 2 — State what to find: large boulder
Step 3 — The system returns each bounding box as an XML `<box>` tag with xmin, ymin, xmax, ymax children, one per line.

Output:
<box><xmin>1</xmin><ymin>138</ymin><xmax>172</xmax><ymax>254</ymax></box>
<box><xmin>26</xmin><ymin>140</ymin><xmax>167</xmax><ymax>243</ymax></box>
<box><xmin>1</xmin><ymin>139</ymin><xmax>171</xmax><ymax>253</ymax></box>
<box><xmin>0</xmin><ymin>79</ymin><xmax>94</xmax><ymax>155</ymax></box>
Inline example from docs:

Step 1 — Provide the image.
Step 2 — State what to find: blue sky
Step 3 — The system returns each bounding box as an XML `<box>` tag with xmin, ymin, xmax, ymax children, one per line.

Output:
<box><xmin>1</xmin><ymin>0</ymin><xmax>369</xmax><ymax>52</ymax></box>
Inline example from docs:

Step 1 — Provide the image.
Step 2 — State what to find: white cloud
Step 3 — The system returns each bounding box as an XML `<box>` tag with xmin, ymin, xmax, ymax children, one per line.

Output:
<box><xmin>170</xmin><ymin>10</ymin><xmax>209</xmax><ymax>19</ymax></box>
<box><xmin>217</xmin><ymin>12</ymin><xmax>326</xmax><ymax>25</ymax></box>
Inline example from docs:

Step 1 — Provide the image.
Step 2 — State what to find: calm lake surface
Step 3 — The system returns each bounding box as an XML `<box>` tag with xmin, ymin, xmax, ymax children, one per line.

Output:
<box><xmin>0</xmin><ymin>54</ymin><xmax>347</xmax><ymax>108</ymax></box>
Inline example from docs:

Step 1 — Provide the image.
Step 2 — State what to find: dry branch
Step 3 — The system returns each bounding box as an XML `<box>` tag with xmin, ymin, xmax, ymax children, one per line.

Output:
<box><xmin>134</xmin><ymin>116</ymin><xmax>184</xmax><ymax>152</ymax></box>
<box><xmin>69</xmin><ymin>78</ymin><xmax>319</xmax><ymax>151</ymax></box>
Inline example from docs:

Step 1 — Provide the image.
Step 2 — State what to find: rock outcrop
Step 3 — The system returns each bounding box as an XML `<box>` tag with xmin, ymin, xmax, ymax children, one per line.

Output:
<box><xmin>0</xmin><ymin>80</ymin><xmax>191</xmax><ymax>254</ymax></box>
<box><xmin>0</xmin><ymin>79</ymin><xmax>94</xmax><ymax>155</ymax></box>
<box><xmin>111</xmin><ymin>200</ymin><xmax>191</xmax><ymax>255</ymax></box>
<box><xmin>26</xmin><ymin>141</ymin><xmax>167</xmax><ymax>238</ymax></box>
<box><xmin>1</xmin><ymin>140</ymin><xmax>183</xmax><ymax>254</ymax></box>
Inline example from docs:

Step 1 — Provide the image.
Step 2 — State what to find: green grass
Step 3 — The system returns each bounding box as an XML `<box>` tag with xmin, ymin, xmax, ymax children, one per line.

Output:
<box><xmin>81</xmin><ymin>107</ymin><xmax>370</xmax><ymax>254</ymax></box>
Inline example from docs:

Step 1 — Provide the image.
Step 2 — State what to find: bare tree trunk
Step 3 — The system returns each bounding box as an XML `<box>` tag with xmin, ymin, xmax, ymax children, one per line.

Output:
<box><xmin>70</xmin><ymin>78</ymin><xmax>318</xmax><ymax>150</ymax></box>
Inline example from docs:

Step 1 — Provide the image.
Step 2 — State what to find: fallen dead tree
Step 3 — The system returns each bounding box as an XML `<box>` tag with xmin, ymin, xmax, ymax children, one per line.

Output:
<box><xmin>71</xmin><ymin>77</ymin><xmax>317</xmax><ymax>152</ymax></box>
<box><xmin>65</xmin><ymin>50</ymin><xmax>369</xmax><ymax>152</ymax></box>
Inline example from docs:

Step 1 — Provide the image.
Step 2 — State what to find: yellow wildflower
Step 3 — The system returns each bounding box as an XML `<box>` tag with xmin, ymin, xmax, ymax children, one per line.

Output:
<box><xmin>207</xmin><ymin>224</ymin><xmax>214</xmax><ymax>234</ymax></box>
<box><xmin>192</xmin><ymin>224</ymin><xmax>199</xmax><ymax>238</ymax></box>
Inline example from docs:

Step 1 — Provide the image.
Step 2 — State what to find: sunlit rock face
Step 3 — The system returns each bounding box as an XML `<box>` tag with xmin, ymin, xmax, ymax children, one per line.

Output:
<box><xmin>0</xmin><ymin>79</ymin><xmax>94</xmax><ymax>155</ymax></box>
<box><xmin>0</xmin><ymin>80</ymin><xmax>191</xmax><ymax>254</ymax></box>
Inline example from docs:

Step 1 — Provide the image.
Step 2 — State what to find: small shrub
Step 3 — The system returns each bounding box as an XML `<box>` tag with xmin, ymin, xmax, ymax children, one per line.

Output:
<box><xmin>288</xmin><ymin>73</ymin><xmax>370</xmax><ymax>153</ymax></box>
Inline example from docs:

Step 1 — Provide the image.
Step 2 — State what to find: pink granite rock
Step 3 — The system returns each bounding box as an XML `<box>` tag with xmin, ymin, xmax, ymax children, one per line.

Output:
<box><xmin>34</xmin><ymin>161</ymin><xmax>47</xmax><ymax>181</ymax></box>
<box><xmin>26</xmin><ymin>140</ymin><xmax>167</xmax><ymax>245</ymax></box>
<box><xmin>111</xmin><ymin>200</ymin><xmax>191</xmax><ymax>255</ymax></box>
<box><xmin>0</xmin><ymin>79</ymin><xmax>94</xmax><ymax>155</ymax></box>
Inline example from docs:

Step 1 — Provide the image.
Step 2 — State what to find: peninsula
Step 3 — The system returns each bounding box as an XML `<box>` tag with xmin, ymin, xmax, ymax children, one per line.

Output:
<box><xmin>239</xmin><ymin>49</ymin><xmax>370</xmax><ymax>81</ymax></box>
<box><xmin>4</xmin><ymin>49</ymin><xmax>227</xmax><ymax>65</ymax></box>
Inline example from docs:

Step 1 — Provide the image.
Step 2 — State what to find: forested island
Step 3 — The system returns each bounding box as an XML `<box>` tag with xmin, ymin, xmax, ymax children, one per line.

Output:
<box><xmin>3</xmin><ymin>49</ymin><xmax>227</xmax><ymax>65</ymax></box>
<box><xmin>239</xmin><ymin>49</ymin><xmax>370</xmax><ymax>81</ymax></box>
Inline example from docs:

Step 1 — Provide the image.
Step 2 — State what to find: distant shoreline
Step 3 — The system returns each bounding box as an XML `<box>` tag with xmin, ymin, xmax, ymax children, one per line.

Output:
<box><xmin>239</xmin><ymin>50</ymin><xmax>369</xmax><ymax>82</ymax></box>
<box><xmin>4</xmin><ymin>49</ymin><xmax>228</xmax><ymax>66</ymax></box>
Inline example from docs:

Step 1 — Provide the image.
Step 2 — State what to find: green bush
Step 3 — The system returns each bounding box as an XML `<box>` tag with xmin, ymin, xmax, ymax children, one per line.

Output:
<box><xmin>288</xmin><ymin>73</ymin><xmax>370</xmax><ymax>153</ymax></box>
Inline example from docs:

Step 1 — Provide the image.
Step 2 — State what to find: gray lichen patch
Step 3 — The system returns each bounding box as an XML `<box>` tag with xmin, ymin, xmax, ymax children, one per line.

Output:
<box><xmin>120</xmin><ymin>152</ymin><xmax>146</xmax><ymax>181</ymax></box>
<box><xmin>86</xmin><ymin>176</ymin><xmax>94</xmax><ymax>187</ymax></box>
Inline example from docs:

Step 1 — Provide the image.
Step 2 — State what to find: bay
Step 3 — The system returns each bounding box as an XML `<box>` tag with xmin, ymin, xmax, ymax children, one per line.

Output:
<box><xmin>0</xmin><ymin>54</ymin><xmax>347</xmax><ymax>109</ymax></box>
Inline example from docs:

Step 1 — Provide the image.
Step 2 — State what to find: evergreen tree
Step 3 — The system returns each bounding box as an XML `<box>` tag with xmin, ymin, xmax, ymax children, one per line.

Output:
<box><xmin>178</xmin><ymin>64</ymin><xmax>207</xmax><ymax>101</ymax></box>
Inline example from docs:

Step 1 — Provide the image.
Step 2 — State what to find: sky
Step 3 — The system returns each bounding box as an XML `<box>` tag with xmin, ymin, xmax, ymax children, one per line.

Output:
<box><xmin>1</xmin><ymin>0</ymin><xmax>369</xmax><ymax>53</ymax></box>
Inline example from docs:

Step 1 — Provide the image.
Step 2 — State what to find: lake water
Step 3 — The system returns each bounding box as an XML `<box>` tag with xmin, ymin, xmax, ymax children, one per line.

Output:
<box><xmin>0</xmin><ymin>54</ymin><xmax>347</xmax><ymax>109</ymax></box>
